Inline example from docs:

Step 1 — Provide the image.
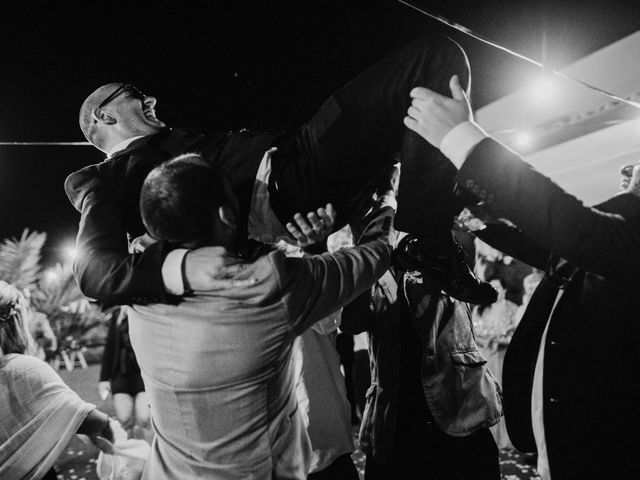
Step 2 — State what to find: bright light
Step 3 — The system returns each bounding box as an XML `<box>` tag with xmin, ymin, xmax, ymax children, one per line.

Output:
<box><xmin>532</xmin><ymin>78</ymin><xmax>554</xmax><ymax>101</ymax></box>
<box><xmin>64</xmin><ymin>246</ymin><xmax>78</xmax><ymax>260</ymax></box>
<box><xmin>44</xmin><ymin>269</ymin><xmax>59</xmax><ymax>283</ymax></box>
<box><xmin>514</xmin><ymin>131</ymin><xmax>533</xmax><ymax>148</ymax></box>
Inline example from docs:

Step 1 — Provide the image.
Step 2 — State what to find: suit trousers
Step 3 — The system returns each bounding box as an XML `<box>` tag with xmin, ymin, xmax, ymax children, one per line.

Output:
<box><xmin>269</xmin><ymin>34</ymin><xmax>470</xmax><ymax>235</ymax></box>
<box><xmin>365</xmin><ymin>427</ymin><xmax>500</xmax><ymax>480</ymax></box>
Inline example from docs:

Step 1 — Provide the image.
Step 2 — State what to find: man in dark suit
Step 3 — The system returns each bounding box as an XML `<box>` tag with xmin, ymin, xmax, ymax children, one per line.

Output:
<box><xmin>65</xmin><ymin>34</ymin><xmax>497</xmax><ymax>307</ymax></box>
<box><xmin>404</xmin><ymin>74</ymin><xmax>640</xmax><ymax>479</ymax></box>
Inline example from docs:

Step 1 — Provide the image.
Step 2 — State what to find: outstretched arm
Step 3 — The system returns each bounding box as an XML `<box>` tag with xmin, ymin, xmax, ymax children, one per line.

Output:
<box><xmin>285</xmin><ymin>203</ymin><xmax>336</xmax><ymax>251</ymax></box>
<box><xmin>403</xmin><ymin>76</ymin><xmax>640</xmax><ymax>278</ymax></box>
<box><xmin>280</xmin><ymin>193</ymin><xmax>395</xmax><ymax>335</ymax></box>
<box><xmin>68</xmin><ymin>172</ymin><xmax>255</xmax><ymax>305</ymax></box>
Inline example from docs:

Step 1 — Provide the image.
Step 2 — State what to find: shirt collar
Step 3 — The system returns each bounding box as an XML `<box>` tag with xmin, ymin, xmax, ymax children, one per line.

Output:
<box><xmin>107</xmin><ymin>135</ymin><xmax>147</xmax><ymax>158</ymax></box>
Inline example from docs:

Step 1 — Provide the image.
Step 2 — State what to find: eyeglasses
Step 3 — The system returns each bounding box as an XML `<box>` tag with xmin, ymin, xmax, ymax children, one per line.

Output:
<box><xmin>98</xmin><ymin>83</ymin><xmax>146</xmax><ymax>109</ymax></box>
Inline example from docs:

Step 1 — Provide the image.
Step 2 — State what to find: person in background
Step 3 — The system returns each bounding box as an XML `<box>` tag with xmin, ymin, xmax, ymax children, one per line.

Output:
<box><xmin>404</xmin><ymin>73</ymin><xmax>640</xmax><ymax>479</ymax></box>
<box><xmin>295</xmin><ymin>313</ymin><xmax>359</xmax><ymax>480</ymax></box>
<box><xmin>351</xmin><ymin>330</ymin><xmax>371</xmax><ymax>423</ymax></box>
<box><xmin>335</xmin><ymin>331</ymin><xmax>358</xmax><ymax>423</ymax></box>
<box><xmin>515</xmin><ymin>271</ymin><xmax>543</xmax><ymax>324</ymax></box>
<box><xmin>472</xmin><ymin>277</ymin><xmax>518</xmax><ymax>450</ymax></box>
<box><xmin>341</xmin><ymin>235</ymin><xmax>502</xmax><ymax>479</ymax></box>
<box><xmin>0</xmin><ymin>280</ymin><xmax>114</xmax><ymax>480</ymax></box>
<box><xmin>26</xmin><ymin>309</ymin><xmax>58</xmax><ymax>362</ymax></box>
<box><xmin>99</xmin><ymin>307</ymin><xmax>151</xmax><ymax>441</ymax></box>
<box><xmin>282</xmin><ymin>221</ymin><xmax>360</xmax><ymax>479</ymax></box>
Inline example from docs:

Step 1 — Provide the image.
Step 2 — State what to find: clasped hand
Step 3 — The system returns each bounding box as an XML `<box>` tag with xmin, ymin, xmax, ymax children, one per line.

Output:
<box><xmin>403</xmin><ymin>74</ymin><xmax>473</xmax><ymax>148</ymax></box>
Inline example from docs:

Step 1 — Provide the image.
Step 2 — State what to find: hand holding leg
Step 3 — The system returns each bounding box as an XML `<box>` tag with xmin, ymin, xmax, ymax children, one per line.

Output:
<box><xmin>404</xmin><ymin>75</ymin><xmax>472</xmax><ymax>149</ymax></box>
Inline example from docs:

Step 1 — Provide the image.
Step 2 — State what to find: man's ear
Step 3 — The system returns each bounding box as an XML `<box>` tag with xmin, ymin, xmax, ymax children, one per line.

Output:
<box><xmin>218</xmin><ymin>205</ymin><xmax>237</xmax><ymax>229</ymax></box>
<box><xmin>91</xmin><ymin>107</ymin><xmax>117</xmax><ymax>125</ymax></box>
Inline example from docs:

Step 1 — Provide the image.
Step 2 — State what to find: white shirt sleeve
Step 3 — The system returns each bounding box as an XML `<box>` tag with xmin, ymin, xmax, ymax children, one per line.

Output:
<box><xmin>161</xmin><ymin>248</ymin><xmax>189</xmax><ymax>295</ymax></box>
<box><xmin>440</xmin><ymin>121</ymin><xmax>489</xmax><ymax>169</ymax></box>
<box><xmin>377</xmin><ymin>191</ymin><xmax>397</xmax><ymax>211</ymax></box>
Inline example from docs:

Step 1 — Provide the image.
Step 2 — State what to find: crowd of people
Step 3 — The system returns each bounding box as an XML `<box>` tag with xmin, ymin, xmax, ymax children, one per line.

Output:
<box><xmin>2</xmin><ymin>30</ymin><xmax>640</xmax><ymax>480</ymax></box>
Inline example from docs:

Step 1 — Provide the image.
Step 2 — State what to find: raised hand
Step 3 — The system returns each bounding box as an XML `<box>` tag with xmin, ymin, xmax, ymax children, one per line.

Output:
<box><xmin>619</xmin><ymin>161</ymin><xmax>640</xmax><ymax>196</ymax></box>
<box><xmin>285</xmin><ymin>203</ymin><xmax>336</xmax><ymax>248</ymax></box>
<box><xmin>404</xmin><ymin>74</ymin><xmax>472</xmax><ymax>148</ymax></box>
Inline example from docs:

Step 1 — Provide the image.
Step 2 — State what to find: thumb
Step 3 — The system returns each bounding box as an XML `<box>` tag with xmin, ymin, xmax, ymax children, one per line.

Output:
<box><xmin>449</xmin><ymin>75</ymin><xmax>467</xmax><ymax>101</ymax></box>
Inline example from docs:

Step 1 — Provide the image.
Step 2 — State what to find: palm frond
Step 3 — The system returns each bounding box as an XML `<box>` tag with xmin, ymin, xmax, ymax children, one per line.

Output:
<box><xmin>0</xmin><ymin>229</ymin><xmax>46</xmax><ymax>291</ymax></box>
<box><xmin>31</xmin><ymin>262</ymin><xmax>84</xmax><ymax>316</ymax></box>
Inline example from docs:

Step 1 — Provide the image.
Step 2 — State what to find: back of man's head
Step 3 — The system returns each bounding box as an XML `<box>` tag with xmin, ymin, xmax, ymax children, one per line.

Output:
<box><xmin>140</xmin><ymin>154</ymin><xmax>236</xmax><ymax>245</ymax></box>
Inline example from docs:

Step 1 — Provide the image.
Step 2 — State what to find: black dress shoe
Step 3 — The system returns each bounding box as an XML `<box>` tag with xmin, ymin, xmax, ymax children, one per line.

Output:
<box><xmin>393</xmin><ymin>234</ymin><xmax>498</xmax><ymax>305</ymax></box>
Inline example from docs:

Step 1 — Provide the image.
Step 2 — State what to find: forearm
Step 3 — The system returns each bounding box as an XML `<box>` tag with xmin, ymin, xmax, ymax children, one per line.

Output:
<box><xmin>72</xmin><ymin>181</ymin><xmax>175</xmax><ymax>305</ymax></box>
<box><xmin>77</xmin><ymin>408</ymin><xmax>111</xmax><ymax>440</ymax></box>
<box><xmin>290</xmin><ymin>204</ymin><xmax>394</xmax><ymax>334</ymax></box>
<box><xmin>74</xmin><ymin>243</ymin><xmax>171</xmax><ymax>305</ymax></box>
<box><xmin>459</xmin><ymin>139</ymin><xmax>640</xmax><ymax>276</ymax></box>
<box><xmin>475</xmin><ymin>223</ymin><xmax>550</xmax><ymax>271</ymax></box>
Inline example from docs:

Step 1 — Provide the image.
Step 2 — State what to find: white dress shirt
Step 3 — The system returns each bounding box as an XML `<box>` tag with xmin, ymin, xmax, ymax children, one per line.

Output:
<box><xmin>108</xmin><ymin>135</ymin><xmax>145</xmax><ymax>158</ymax></box>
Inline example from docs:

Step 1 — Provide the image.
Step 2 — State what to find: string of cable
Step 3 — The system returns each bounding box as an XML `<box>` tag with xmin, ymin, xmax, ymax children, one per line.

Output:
<box><xmin>1</xmin><ymin>3</ymin><xmax>637</xmax><ymax>147</ymax></box>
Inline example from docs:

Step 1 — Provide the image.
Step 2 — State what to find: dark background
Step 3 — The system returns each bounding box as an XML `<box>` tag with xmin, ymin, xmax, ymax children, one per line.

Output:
<box><xmin>1</xmin><ymin>0</ymin><xmax>638</xmax><ymax>265</ymax></box>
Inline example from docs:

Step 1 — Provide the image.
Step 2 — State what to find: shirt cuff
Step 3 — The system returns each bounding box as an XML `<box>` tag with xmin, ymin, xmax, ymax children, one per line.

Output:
<box><xmin>440</xmin><ymin>121</ymin><xmax>489</xmax><ymax>169</ymax></box>
<box><xmin>377</xmin><ymin>191</ymin><xmax>397</xmax><ymax>211</ymax></box>
<box><xmin>162</xmin><ymin>249</ymin><xmax>189</xmax><ymax>295</ymax></box>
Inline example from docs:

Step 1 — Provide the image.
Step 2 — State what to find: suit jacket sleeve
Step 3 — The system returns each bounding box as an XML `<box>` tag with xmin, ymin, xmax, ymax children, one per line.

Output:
<box><xmin>66</xmin><ymin>169</ymin><xmax>171</xmax><ymax>306</ymax></box>
<box><xmin>474</xmin><ymin>223</ymin><xmax>550</xmax><ymax>271</ymax></box>
<box><xmin>277</xmin><ymin>205</ymin><xmax>394</xmax><ymax>335</ymax></box>
<box><xmin>457</xmin><ymin>138</ymin><xmax>640</xmax><ymax>278</ymax></box>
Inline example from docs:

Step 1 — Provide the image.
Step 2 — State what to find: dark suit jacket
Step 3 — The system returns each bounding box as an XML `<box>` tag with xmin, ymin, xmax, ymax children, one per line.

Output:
<box><xmin>458</xmin><ymin>138</ymin><xmax>640</xmax><ymax>478</ymax></box>
<box><xmin>65</xmin><ymin>128</ymin><xmax>278</xmax><ymax>306</ymax></box>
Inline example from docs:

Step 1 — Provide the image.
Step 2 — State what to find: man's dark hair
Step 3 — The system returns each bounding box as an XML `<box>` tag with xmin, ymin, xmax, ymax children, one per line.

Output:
<box><xmin>140</xmin><ymin>153</ymin><xmax>234</xmax><ymax>244</ymax></box>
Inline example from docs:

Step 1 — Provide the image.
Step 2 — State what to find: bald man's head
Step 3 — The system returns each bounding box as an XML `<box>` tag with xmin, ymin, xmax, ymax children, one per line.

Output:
<box><xmin>78</xmin><ymin>83</ymin><xmax>121</xmax><ymax>146</ymax></box>
<box><xmin>78</xmin><ymin>83</ymin><xmax>166</xmax><ymax>153</ymax></box>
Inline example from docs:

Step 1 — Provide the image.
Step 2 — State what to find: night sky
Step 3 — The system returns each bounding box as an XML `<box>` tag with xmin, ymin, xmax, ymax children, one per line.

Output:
<box><xmin>1</xmin><ymin>0</ymin><xmax>638</xmax><ymax>265</ymax></box>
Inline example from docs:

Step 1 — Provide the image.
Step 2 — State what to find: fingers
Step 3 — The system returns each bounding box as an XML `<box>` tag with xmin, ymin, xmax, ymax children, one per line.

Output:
<box><xmin>294</xmin><ymin>212</ymin><xmax>315</xmax><ymax>236</ymax></box>
<box><xmin>403</xmin><ymin>115</ymin><xmax>419</xmax><ymax>132</ymax></box>
<box><xmin>205</xmin><ymin>278</ymin><xmax>259</xmax><ymax>290</ymax></box>
<box><xmin>407</xmin><ymin>105</ymin><xmax>423</xmax><ymax>120</ymax></box>
<box><xmin>285</xmin><ymin>222</ymin><xmax>305</xmax><ymax>243</ymax></box>
<box><xmin>306</xmin><ymin>211</ymin><xmax>323</xmax><ymax>232</ymax></box>
<box><xmin>285</xmin><ymin>207</ymin><xmax>334</xmax><ymax>247</ymax></box>
<box><xmin>317</xmin><ymin>206</ymin><xmax>334</xmax><ymax>229</ymax></box>
<box><xmin>449</xmin><ymin>75</ymin><xmax>467</xmax><ymax>101</ymax></box>
<box><xmin>286</xmin><ymin>212</ymin><xmax>311</xmax><ymax>244</ymax></box>
<box><xmin>219</xmin><ymin>262</ymin><xmax>248</xmax><ymax>276</ymax></box>
<box><xmin>410</xmin><ymin>78</ymin><xmax>468</xmax><ymax>105</ymax></box>
<box><xmin>409</xmin><ymin>86</ymin><xmax>439</xmax><ymax>101</ymax></box>
<box><xmin>324</xmin><ymin>203</ymin><xmax>336</xmax><ymax>222</ymax></box>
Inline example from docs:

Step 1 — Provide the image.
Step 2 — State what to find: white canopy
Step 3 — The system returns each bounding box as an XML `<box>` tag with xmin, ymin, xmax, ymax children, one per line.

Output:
<box><xmin>475</xmin><ymin>30</ymin><xmax>640</xmax><ymax>205</ymax></box>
